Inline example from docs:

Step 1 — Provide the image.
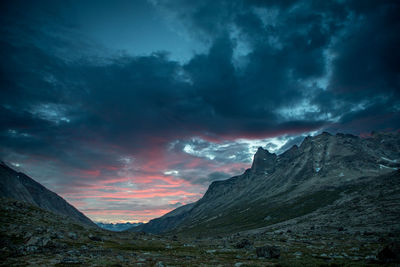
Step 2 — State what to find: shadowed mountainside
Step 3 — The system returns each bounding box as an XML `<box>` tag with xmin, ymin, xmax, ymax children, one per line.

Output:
<box><xmin>0</xmin><ymin>162</ymin><xmax>96</xmax><ymax>227</ymax></box>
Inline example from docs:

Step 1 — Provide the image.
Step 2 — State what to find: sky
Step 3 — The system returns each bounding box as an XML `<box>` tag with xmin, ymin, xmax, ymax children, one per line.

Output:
<box><xmin>0</xmin><ymin>0</ymin><xmax>399</xmax><ymax>223</ymax></box>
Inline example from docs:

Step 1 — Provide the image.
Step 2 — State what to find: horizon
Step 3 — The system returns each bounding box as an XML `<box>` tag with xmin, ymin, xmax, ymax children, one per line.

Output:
<box><xmin>1</xmin><ymin>0</ymin><xmax>399</xmax><ymax>223</ymax></box>
<box><xmin>2</xmin><ymin>129</ymin><xmax>397</xmax><ymax>224</ymax></box>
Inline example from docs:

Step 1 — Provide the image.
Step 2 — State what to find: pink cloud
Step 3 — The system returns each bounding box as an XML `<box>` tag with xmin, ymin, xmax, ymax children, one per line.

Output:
<box><xmin>64</xmin><ymin>187</ymin><xmax>201</xmax><ymax>199</ymax></box>
<box><xmin>48</xmin><ymin>131</ymin><xmax>311</xmax><ymax>222</ymax></box>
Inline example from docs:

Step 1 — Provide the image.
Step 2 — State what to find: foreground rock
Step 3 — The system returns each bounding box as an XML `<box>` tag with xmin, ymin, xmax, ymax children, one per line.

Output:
<box><xmin>235</xmin><ymin>239</ymin><xmax>253</xmax><ymax>249</ymax></box>
<box><xmin>256</xmin><ymin>245</ymin><xmax>280</xmax><ymax>259</ymax></box>
<box><xmin>1</xmin><ymin>197</ymin><xmax>399</xmax><ymax>266</ymax></box>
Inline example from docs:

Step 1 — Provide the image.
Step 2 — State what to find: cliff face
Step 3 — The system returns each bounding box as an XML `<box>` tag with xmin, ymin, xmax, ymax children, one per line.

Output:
<box><xmin>251</xmin><ymin>147</ymin><xmax>277</xmax><ymax>174</ymax></box>
<box><xmin>0</xmin><ymin>162</ymin><xmax>96</xmax><ymax>227</ymax></box>
<box><xmin>131</xmin><ymin>131</ymin><xmax>400</xmax><ymax>235</ymax></box>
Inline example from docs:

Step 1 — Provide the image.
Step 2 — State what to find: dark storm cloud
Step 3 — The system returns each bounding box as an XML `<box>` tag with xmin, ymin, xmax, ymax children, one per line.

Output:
<box><xmin>1</xmin><ymin>0</ymin><xmax>399</xmax><ymax>166</ymax></box>
<box><xmin>155</xmin><ymin>0</ymin><xmax>400</xmax><ymax>127</ymax></box>
<box><xmin>2</xmin><ymin>0</ymin><xmax>397</xmax><ymax>144</ymax></box>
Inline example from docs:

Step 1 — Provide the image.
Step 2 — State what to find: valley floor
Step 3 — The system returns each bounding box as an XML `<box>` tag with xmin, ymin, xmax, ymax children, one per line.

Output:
<box><xmin>1</xmin><ymin>198</ymin><xmax>399</xmax><ymax>266</ymax></box>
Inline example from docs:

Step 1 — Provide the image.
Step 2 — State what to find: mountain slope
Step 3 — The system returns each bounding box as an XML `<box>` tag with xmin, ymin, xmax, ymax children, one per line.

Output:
<box><xmin>133</xmin><ymin>131</ymin><xmax>400</xmax><ymax>235</ymax></box>
<box><xmin>130</xmin><ymin>202</ymin><xmax>196</xmax><ymax>233</ymax></box>
<box><xmin>243</xmin><ymin>169</ymin><xmax>400</xmax><ymax>236</ymax></box>
<box><xmin>0</xmin><ymin>162</ymin><xmax>96</xmax><ymax>227</ymax></box>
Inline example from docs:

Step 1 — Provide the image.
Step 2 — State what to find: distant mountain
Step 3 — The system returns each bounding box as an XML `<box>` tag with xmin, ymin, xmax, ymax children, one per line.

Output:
<box><xmin>0</xmin><ymin>162</ymin><xmax>96</xmax><ymax>227</ymax></box>
<box><xmin>131</xmin><ymin>203</ymin><xmax>196</xmax><ymax>233</ymax></box>
<box><xmin>130</xmin><ymin>131</ymin><xmax>400</xmax><ymax>235</ymax></box>
<box><xmin>96</xmin><ymin>222</ymin><xmax>142</xmax><ymax>231</ymax></box>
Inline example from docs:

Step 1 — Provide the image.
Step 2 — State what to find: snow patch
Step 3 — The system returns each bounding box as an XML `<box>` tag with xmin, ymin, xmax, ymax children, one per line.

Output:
<box><xmin>264</xmin><ymin>215</ymin><xmax>272</xmax><ymax>221</ymax></box>
<box><xmin>379</xmin><ymin>164</ymin><xmax>398</xmax><ymax>170</ymax></box>
<box><xmin>239</xmin><ymin>208</ymin><xmax>250</xmax><ymax>214</ymax></box>
<box><xmin>381</xmin><ymin>157</ymin><xmax>398</xmax><ymax>163</ymax></box>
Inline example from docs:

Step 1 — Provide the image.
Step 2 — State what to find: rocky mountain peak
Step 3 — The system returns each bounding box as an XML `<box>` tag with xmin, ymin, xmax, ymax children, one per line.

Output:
<box><xmin>251</xmin><ymin>147</ymin><xmax>277</xmax><ymax>174</ymax></box>
<box><xmin>280</xmin><ymin>144</ymin><xmax>299</xmax><ymax>159</ymax></box>
<box><xmin>298</xmin><ymin>132</ymin><xmax>334</xmax><ymax>152</ymax></box>
<box><xmin>321</xmin><ymin>131</ymin><xmax>332</xmax><ymax>136</ymax></box>
<box><xmin>129</xmin><ymin>131</ymin><xmax>400</xmax><ymax>237</ymax></box>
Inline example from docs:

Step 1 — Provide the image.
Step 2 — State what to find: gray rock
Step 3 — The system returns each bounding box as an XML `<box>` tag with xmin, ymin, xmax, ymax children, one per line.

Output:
<box><xmin>256</xmin><ymin>245</ymin><xmax>280</xmax><ymax>259</ymax></box>
<box><xmin>25</xmin><ymin>236</ymin><xmax>50</xmax><ymax>247</ymax></box>
<box><xmin>35</xmin><ymin>227</ymin><xmax>44</xmax><ymax>233</ymax></box>
<box><xmin>61</xmin><ymin>257</ymin><xmax>82</xmax><ymax>264</ymax></box>
<box><xmin>49</xmin><ymin>232</ymin><xmax>60</xmax><ymax>239</ymax></box>
<box><xmin>25</xmin><ymin>246</ymin><xmax>38</xmax><ymax>253</ymax></box>
<box><xmin>294</xmin><ymin>251</ymin><xmax>303</xmax><ymax>257</ymax></box>
<box><xmin>235</xmin><ymin>239</ymin><xmax>253</xmax><ymax>249</ymax></box>
<box><xmin>88</xmin><ymin>234</ymin><xmax>103</xmax><ymax>241</ymax></box>
<box><xmin>68</xmin><ymin>232</ymin><xmax>77</xmax><ymax>240</ymax></box>
<box><xmin>26</xmin><ymin>236</ymin><xmax>40</xmax><ymax>246</ymax></box>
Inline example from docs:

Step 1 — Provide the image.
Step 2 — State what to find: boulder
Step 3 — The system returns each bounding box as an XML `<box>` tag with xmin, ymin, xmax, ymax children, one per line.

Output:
<box><xmin>88</xmin><ymin>234</ymin><xmax>103</xmax><ymax>241</ymax></box>
<box><xmin>256</xmin><ymin>245</ymin><xmax>280</xmax><ymax>259</ymax></box>
<box><xmin>61</xmin><ymin>257</ymin><xmax>82</xmax><ymax>264</ymax></box>
<box><xmin>235</xmin><ymin>239</ymin><xmax>253</xmax><ymax>249</ymax></box>
<box><xmin>68</xmin><ymin>232</ymin><xmax>77</xmax><ymax>240</ymax></box>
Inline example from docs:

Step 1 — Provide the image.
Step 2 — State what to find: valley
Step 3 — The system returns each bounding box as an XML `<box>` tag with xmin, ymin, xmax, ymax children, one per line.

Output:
<box><xmin>1</xmin><ymin>131</ymin><xmax>400</xmax><ymax>266</ymax></box>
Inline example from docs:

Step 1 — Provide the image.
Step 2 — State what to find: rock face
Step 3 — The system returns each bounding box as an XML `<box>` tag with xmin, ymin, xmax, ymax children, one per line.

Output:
<box><xmin>251</xmin><ymin>147</ymin><xmax>277</xmax><ymax>174</ymax></box>
<box><xmin>132</xmin><ymin>131</ymin><xmax>400</xmax><ymax>235</ymax></box>
<box><xmin>0</xmin><ymin>162</ymin><xmax>95</xmax><ymax>227</ymax></box>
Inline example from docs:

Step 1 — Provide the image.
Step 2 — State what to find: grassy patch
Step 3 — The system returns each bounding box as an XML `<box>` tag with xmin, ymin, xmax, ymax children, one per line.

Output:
<box><xmin>178</xmin><ymin>189</ymin><xmax>342</xmax><ymax>236</ymax></box>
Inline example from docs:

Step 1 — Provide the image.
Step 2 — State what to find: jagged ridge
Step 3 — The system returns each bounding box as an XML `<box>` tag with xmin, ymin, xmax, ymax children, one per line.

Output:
<box><xmin>130</xmin><ymin>131</ymin><xmax>400</xmax><ymax>235</ymax></box>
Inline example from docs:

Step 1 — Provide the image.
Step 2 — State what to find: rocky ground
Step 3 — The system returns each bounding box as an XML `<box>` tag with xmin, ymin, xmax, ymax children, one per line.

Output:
<box><xmin>1</xmin><ymin>197</ymin><xmax>400</xmax><ymax>266</ymax></box>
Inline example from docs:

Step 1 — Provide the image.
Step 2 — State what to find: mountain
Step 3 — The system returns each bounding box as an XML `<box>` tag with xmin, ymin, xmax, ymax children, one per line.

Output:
<box><xmin>96</xmin><ymin>222</ymin><xmax>142</xmax><ymax>231</ymax></box>
<box><xmin>131</xmin><ymin>202</ymin><xmax>196</xmax><ymax>233</ymax></box>
<box><xmin>131</xmin><ymin>131</ymin><xmax>400</xmax><ymax>235</ymax></box>
<box><xmin>1</xmin><ymin>133</ymin><xmax>399</xmax><ymax>266</ymax></box>
<box><xmin>0</xmin><ymin>162</ymin><xmax>96</xmax><ymax>227</ymax></box>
